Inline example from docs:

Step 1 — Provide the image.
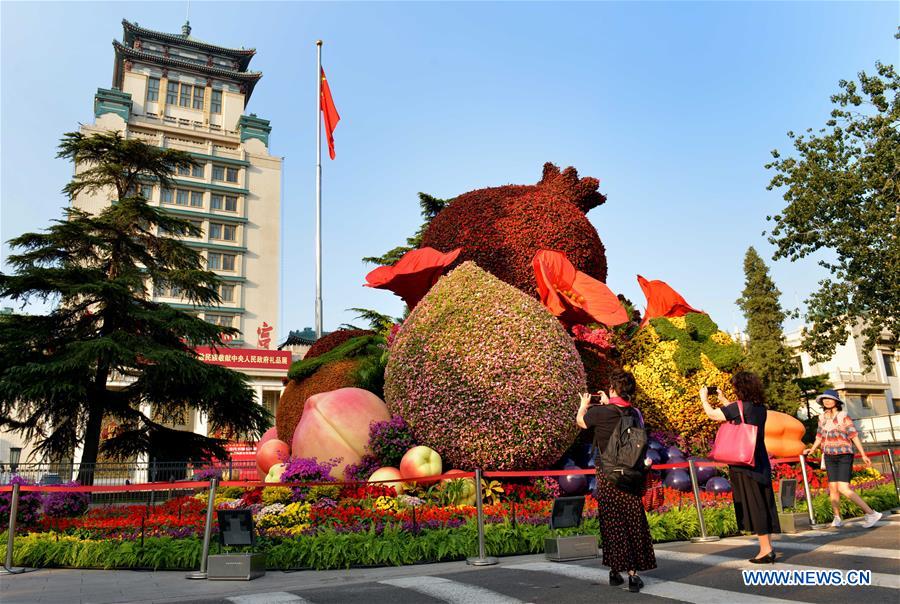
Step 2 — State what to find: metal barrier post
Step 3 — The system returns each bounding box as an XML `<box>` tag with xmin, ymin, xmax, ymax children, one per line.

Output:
<box><xmin>466</xmin><ymin>469</ymin><xmax>497</xmax><ymax>566</ymax></box>
<box><xmin>689</xmin><ymin>460</ymin><xmax>719</xmax><ymax>543</ymax></box>
<box><xmin>887</xmin><ymin>450</ymin><xmax>900</xmax><ymax>508</ymax></box>
<box><xmin>799</xmin><ymin>455</ymin><xmax>826</xmax><ymax>529</ymax></box>
<box><xmin>1</xmin><ymin>483</ymin><xmax>22</xmax><ymax>574</ymax></box>
<box><xmin>186</xmin><ymin>477</ymin><xmax>217</xmax><ymax>579</ymax></box>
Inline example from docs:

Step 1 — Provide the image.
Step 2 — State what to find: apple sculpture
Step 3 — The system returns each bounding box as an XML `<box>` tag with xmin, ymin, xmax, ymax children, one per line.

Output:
<box><xmin>255</xmin><ymin>427</ymin><xmax>280</xmax><ymax>479</ymax></box>
<box><xmin>292</xmin><ymin>387</ymin><xmax>391</xmax><ymax>479</ymax></box>
<box><xmin>368</xmin><ymin>466</ymin><xmax>405</xmax><ymax>495</ymax></box>
<box><xmin>399</xmin><ymin>445</ymin><xmax>443</xmax><ymax>486</ymax></box>
<box><xmin>265</xmin><ymin>463</ymin><xmax>287</xmax><ymax>483</ymax></box>
<box><xmin>257</xmin><ymin>439</ymin><xmax>290</xmax><ymax>474</ymax></box>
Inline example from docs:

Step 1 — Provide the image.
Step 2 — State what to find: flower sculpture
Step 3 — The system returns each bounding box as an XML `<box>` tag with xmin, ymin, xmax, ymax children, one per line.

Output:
<box><xmin>365</xmin><ymin>247</ymin><xmax>462</xmax><ymax>309</ymax></box>
<box><xmin>384</xmin><ymin>262</ymin><xmax>586</xmax><ymax>471</ymax></box>
<box><xmin>623</xmin><ymin>314</ymin><xmax>743</xmax><ymax>442</ymax></box>
<box><xmin>533</xmin><ymin>250</ymin><xmax>627</xmax><ymax>328</ymax></box>
<box><xmin>637</xmin><ymin>275</ymin><xmax>703</xmax><ymax>326</ymax></box>
<box><xmin>420</xmin><ymin>163</ymin><xmax>609</xmax><ymax>297</ymax></box>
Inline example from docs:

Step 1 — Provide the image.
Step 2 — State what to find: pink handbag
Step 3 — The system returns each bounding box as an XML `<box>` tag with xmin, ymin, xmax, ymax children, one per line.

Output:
<box><xmin>709</xmin><ymin>401</ymin><xmax>757</xmax><ymax>466</ymax></box>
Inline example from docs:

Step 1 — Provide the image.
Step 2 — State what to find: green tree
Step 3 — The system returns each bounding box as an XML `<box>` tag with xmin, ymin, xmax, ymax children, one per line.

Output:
<box><xmin>736</xmin><ymin>247</ymin><xmax>802</xmax><ymax>414</ymax></box>
<box><xmin>0</xmin><ymin>132</ymin><xmax>268</xmax><ymax>483</ymax></box>
<box><xmin>765</xmin><ymin>45</ymin><xmax>899</xmax><ymax>367</ymax></box>
<box><xmin>362</xmin><ymin>193</ymin><xmax>448</xmax><ymax>265</ymax></box>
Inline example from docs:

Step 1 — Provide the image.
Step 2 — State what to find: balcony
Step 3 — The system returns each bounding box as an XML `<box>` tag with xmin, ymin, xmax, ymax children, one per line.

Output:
<box><xmin>831</xmin><ymin>370</ymin><xmax>889</xmax><ymax>390</ymax></box>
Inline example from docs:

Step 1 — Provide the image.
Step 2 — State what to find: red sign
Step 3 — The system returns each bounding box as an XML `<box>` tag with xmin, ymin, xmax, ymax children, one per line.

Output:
<box><xmin>222</xmin><ymin>442</ymin><xmax>258</xmax><ymax>479</ymax></box>
<box><xmin>195</xmin><ymin>346</ymin><xmax>292</xmax><ymax>370</ymax></box>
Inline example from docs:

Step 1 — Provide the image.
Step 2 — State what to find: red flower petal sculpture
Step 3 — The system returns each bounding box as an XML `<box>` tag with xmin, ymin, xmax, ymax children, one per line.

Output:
<box><xmin>533</xmin><ymin>250</ymin><xmax>628</xmax><ymax>327</ymax></box>
<box><xmin>637</xmin><ymin>275</ymin><xmax>703</xmax><ymax>326</ymax></box>
<box><xmin>365</xmin><ymin>247</ymin><xmax>462</xmax><ymax>309</ymax></box>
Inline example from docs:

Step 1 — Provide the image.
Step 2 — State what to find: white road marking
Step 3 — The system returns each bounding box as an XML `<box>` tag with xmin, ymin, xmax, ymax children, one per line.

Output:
<box><xmin>505</xmin><ymin>561</ymin><xmax>802</xmax><ymax>603</ymax></box>
<box><xmin>227</xmin><ymin>593</ymin><xmax>312</xmax><ymax>604</ymax></box>
<box><xmin>720</xmin><ymin>537</ymin><xmax>900</xmax><ymax>560</ymax></box>
<box><xmin>379</xmin><ymin>576</ymin><xmax>524</xmax><ymax>604</ymax></box>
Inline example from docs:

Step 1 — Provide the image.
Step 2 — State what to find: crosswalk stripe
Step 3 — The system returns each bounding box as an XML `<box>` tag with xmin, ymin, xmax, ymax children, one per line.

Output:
<box><xmin>720</xmin><ymin>537</ymin><xmax>900</xmax><ymax>560</ymax></box>
<box><xmin>379</xmin><ymin>576</ymin><xmax>524</xmax><ymax>604</ymax></box>
<box><xmin>653</xmin><ymin>549</ymin><xmax>900</xmax><ymax>589</ymax></box>
<box><xmin>227</xmin><ymin>593</ymin><xmax>312</xmax><ymax>604</ymax></box>
<box><xmin>505</xmin><ymin>561</ymin><xmax>802</xmax><ymax>603</ymax></box>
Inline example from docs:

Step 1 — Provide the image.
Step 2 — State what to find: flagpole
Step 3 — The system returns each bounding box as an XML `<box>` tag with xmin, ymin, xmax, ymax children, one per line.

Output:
<box><xmin>315</xmin><ymin>40</ymin><xmax>323</xmax><ymax>339</ymax></box>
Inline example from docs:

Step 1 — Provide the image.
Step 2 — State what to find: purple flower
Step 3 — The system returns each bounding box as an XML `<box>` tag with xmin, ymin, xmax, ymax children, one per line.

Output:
<box><xmin>0</xmin><ymin>476</ymin><xmax>43</xmax><ymax>526</ymax></box>
<box><xmin>368</xmin><ymin>415</ymin><xmax>417</xmax><ymax>467</ymax></box>
<box><xmin>43</xmin><ymin>482</ymin><xmax>90</xmax><ymax>518</ymax></box>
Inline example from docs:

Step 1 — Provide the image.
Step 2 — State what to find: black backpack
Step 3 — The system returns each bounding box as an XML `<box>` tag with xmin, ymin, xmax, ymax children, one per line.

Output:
<box><xmin>595</xmin><ymin>406</ymin><xmax>649</xmax><ymax>494</ymax></box>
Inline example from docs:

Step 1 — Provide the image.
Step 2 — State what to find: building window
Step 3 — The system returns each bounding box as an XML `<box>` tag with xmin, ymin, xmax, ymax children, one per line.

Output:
<box><xmin>176</xmin><ymin>189</ymin><xmax>189</xmax><ymax>206</ymax></box>
<box><xmin>884</xmin><ymin>354</ymin><xmax>896</xmax><ymax>378</ymax></box>
<box><xmin>192</xmin><ymin>86</ymin><xmax>205</xmax><ymax>110</ymax></box>
<box><xmin>166</xmin><ymin>81</ymin><xmax>179</xmax><ymax>105</ymax></box>
<box><xmin>161</xmin><ymin>188</ymin><xmax>174</xmax><ymax>204</ymax></box>
<box><xmin>190</xmin><ymin>191</ymin><xmax>204</xmax><ymax>208</ymax></box>
<box><xmin>210</xmin><ymin>194</ymin><xmax>237</xmax><ymax>212</ymax></box>
<box><xmin>212</xmin><ymin>165</ymin><xmax>225</xmax><ymax>181</ymax></box>
<box><xmin>226</xmin><ymin>167</ymin><xmax>239</xmax><ymax>183</ymax></box>
<box><xmin>205</xmin><ymin>313</ymin><xmax>233</xmax><ymax>327</ymax></box>
<box><xmin>209</xmin><ymin>223</ymin><xmax>236</xmax><ymax>241</ymax></box>
<box><xmin>178</xmin><ymin>164</ymin><xmax>191</xmax><ymax>176</ymax></box>
<box><xmin>225</xmin><ymin>196</ymin><xmax>238</xmax><ymax>211</ymax></box>
<box><xmin>219</xmin><ymin>284</ymin><xmax>235</xmax><ymax>302</ymax></box>
<box><xmin>263</xmin><ymin>390</ymin><xmax>279</xmax><ymax>420</ymax></box>
<box><xmin>208</xmin><ymin>252</ymin><xmax>237</xmax><ymax>272</ymax></box>
<box><xmin>147</xmin><ymin>77</ymin><xmax>160</xmax><ymax>102</ymax></box>
<box><xmin>211</xmin><ymin>194</ymin><xmax>224</xmax><ymax>210</ymax></box>
<box><xmin>861</xmin><ymin>394</ymin><xmax>871</xmax><ymax>409</ymax></box>
<box><xmin>211</xmin><ymin>89</ymin><xmax>222</xmax><ymax>114</ymax></box>
<box><xmin>140</xmin><ymin>184</ymin><xmax>153</xmax><ymax>200</ymax></box>
<box><xmin>191</xmin><ymin>163</ymin><xmax>204</xmax><ymax>178</ymax></box>
<box><xmin>179</xmin><ymin>83</ymin><xmax>192</xmax><ymax>107</ymax></box>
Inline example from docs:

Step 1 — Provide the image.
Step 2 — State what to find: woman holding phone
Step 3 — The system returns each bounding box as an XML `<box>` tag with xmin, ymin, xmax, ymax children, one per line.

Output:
<box><xmin>577</xmin><ymin>369</ymin><xmax>656</xmax><ymax>593</ymax></box>
<box><xmin>700</xmin><ymin>371</ymin><xmax>780</xmax><ymax>563</ymax></box>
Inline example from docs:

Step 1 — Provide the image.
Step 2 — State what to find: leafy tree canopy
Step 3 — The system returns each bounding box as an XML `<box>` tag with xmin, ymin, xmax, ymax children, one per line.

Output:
<box><xmin>765</xmin><ymin>43</ymin><xmax>899</xmax><ymax>367</ymax></box>
<box><xmin>0</xmin><ymin>132</ymin><xmax>268</xmax><ymax>481</ymax></box>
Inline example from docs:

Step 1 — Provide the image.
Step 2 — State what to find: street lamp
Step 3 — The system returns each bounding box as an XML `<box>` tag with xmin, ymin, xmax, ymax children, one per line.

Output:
<box><xmin>9</xmin><ymin>447</ymin><xmax>22</xmax><ymax>473</ymax></box>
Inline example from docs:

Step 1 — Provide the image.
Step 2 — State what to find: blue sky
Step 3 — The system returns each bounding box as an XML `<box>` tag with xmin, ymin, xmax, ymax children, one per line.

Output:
<box><xmin>1</xmin><ymin>1</ymin><xmax>897</xmax><ymax>342</ymax></box>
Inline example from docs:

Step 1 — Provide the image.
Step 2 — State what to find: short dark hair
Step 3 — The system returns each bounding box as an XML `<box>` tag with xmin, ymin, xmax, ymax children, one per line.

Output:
<box><xmin>608</xmin><ymin>369</ymin><xmax>637</xmax><ymax>402</ymax></box>
<box><xmin>731</xmin><ymin>371</ymin><xmax>766</xmax><ymax>406</ymax></box>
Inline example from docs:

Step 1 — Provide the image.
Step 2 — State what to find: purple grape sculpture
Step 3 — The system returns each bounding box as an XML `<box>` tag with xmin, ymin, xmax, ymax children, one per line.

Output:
<box><xmin>559</xmin><ymin>471</ymin><xmax>588</xmax><ymax>495</ymax></box>
<box><xmin>645</xmin><ymin>449</ymin><xmax>662</xmax><ymax>468</ymax></box>
<box><xmin>705</xmin><ymin>477</ymin><xmax>732</xmax><ymax>494</ymax></box>
<box><xmin>663</xmin><ymin>469</ymin><xmax>692</xmax><ymax>492</ymax></box>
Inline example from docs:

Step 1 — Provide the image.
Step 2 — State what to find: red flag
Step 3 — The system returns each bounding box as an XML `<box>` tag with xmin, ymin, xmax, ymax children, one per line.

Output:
<box><xmin>637</xmin><ymin>275</ymin><xmax>703</xmax><ymax>326</ymax></box>
<box><xmin>320</xmin><ymin>68</ymin><xmax>340</xmax><ymax>159</ymax></box>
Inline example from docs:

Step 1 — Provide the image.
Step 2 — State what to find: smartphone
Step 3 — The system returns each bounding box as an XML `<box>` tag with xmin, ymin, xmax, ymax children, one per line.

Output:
<box><xmin>707</xmin><ymin>385</ymin><xmax>718</xmax><ymax>395</ymax></box>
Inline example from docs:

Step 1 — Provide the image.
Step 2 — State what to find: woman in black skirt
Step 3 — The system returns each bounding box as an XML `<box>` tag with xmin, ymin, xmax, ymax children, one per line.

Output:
<box><xmin>700</xmin><ymin>370</ymin><xmax>780</xmax><ymax>563</ymax></box>
<box><xmin>577</xmin><ymin>369</ymin><xmax>656</xmax><ymax>593</ymax></box>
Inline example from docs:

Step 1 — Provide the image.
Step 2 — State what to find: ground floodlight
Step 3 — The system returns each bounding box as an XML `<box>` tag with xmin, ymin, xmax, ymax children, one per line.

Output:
<box><xmin>550</xmin><ymin>495</ymin><xmax>585</xmax><ymax>529</ymax></box>
<box><xmin>218</xmin><ymin>509</ymin><xmax>256</xmax><ymax>546</ymax></box>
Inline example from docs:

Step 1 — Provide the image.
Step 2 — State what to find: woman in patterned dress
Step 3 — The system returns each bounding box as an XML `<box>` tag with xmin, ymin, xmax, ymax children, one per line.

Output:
<box><xmin>577</xmin><ymin>369</ymin><xmax>656</xmax><ymax>593</ymax></box>
<box><xmin>803</xmin><ymin>389</ymin><xmax>882</xmax><ymax>528</ymax></box>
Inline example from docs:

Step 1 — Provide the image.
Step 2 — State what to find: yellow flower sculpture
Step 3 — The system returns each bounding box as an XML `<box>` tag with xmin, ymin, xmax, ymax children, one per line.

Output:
<box><xmin>623</xmin><ymin>314</ymin><xmax>743</xmax><ymax>442</ymax></box>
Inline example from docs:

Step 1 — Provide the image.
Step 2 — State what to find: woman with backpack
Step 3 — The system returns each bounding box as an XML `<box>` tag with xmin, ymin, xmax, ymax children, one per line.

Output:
<box><xmin>802</xmin><ymin>389</ymin><xmax>881</xmax><ymax>528</ymax></box>
<box><xmin>577</xmin><ymin>369</ymin><xmax>656</xmax><ymax>593</ymax></box>
<box><xmin>700</xmin><ymin>371</ymin><xmax>780</xmax><ymax>563</ymax></box>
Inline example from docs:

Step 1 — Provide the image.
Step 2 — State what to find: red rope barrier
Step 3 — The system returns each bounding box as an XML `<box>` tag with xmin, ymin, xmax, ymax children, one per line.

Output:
<box><xmin>2</xmin><ymin>448</ymin><xmax>896</xmax><ymax>494</ymax></box>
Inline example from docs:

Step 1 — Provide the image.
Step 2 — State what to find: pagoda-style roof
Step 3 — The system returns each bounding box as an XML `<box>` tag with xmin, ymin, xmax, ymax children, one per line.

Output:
<box><xmin>122</xmin><ymin>19</ymin><xmax>255</xmax><ymax>71</ymax></box>
<box><xmin>113</xmin><ymin>41</ymin><xmax>262</xmax><ymax>103</ymax></box>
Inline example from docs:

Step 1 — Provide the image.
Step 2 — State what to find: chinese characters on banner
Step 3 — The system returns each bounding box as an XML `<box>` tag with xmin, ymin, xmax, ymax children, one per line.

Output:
<box><xmin>194</xmin><ymin>346</ymin><xmax>292</xmax><ymax>369</ymax></box>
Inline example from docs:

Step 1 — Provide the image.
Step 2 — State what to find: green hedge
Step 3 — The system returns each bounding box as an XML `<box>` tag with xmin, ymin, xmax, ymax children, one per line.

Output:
<box><xmin>2</xmin><ymin>486</ymin><xmax>895</xmax><ymax>571</ymax></box>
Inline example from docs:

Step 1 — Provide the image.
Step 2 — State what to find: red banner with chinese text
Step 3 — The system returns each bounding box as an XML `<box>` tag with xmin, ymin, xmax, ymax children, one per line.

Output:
<box><xmin>194</xmin><ymin>346</ymin><xmax>292</xmax><ymax>370</ymax></box>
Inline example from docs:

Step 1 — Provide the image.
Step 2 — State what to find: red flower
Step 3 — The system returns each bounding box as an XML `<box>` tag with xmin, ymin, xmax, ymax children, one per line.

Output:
<box><xmin>364</xmin><ymin>247</ymin><xmax>462</xmax><ymax>309</ymax></box>
<box><xmin>637</xmin><ymin>275</ymin><xmax>703</xmax><ymax>326</ymax></box>
<box><xmin>533</xmin><ymin>250</ymin><xmax>628</xmax><ymax>327</ymax></box>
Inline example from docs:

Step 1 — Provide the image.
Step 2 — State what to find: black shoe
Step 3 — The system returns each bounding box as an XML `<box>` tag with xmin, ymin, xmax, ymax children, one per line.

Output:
<box><xmin>749</xmin><ymin>551</ymin><xmax>776</xmax><ymax>564</ymax></box>
<box><xmin>609</xmin><ymin>570</ymin><xmax>624</xmax><ymax>586</ymax></box>
<box><xmin>628</xmin><ymin>574</ymin><xmax>644</xmax><ymax>593</ymax></box>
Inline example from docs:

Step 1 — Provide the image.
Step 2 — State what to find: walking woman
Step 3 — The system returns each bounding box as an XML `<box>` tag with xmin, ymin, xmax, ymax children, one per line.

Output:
<box><xmin>700</xmin><ymin>371</ymin><xmax>780</xmax><ymax>563</ymax></box>
<box><xmin>577</xmin><ymin>369</ymin><xmax>656</xmax><ymax>593</ymax></box>
<box><xmin>803</xmin><ymin>389</ymin><xmax>882</xmax><ymax>528</ymax></box>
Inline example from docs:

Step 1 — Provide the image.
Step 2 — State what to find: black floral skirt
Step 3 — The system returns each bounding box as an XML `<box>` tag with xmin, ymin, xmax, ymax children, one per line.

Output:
<box><xmin>594</xmin><ymin>478</ymin><xmax>657</xmax><ymax>573</ymax></box>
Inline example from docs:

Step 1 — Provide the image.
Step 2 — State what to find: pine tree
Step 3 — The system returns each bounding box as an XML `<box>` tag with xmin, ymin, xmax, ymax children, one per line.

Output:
<box><xmin>0</xmin><ymin>132</ymin><xmax>268</xmax><ymax>483</ymax></box>
<box><xmin>736</xmin><ymin>247</ymin><xmax>802</xmax><ymax>414</ymax></box>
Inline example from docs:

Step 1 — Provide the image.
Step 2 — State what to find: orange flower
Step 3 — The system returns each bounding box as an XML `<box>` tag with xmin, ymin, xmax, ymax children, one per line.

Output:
<box><xmin>637</xmin><ymin>275</ymin><xmax>703</xmax><ymax>326</ymax></box>
<box><xmin>365</xmin><ymin>247</ymin><xmax>462</xmax><ymax>309</ymax></box>
<box><xmin>532</xmin><ymin>250</ymin><xmax>627</xmax><ymax>327</ymax></box>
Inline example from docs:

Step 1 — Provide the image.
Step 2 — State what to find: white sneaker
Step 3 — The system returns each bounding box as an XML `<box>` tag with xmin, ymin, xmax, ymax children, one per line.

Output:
<box><xmin>830</xmin><ymin>517</ymin><xmax>843</xmax><ymax>528</ymax></box>
<box><xmin>861</xmin><ymin>511</ymin><xmax>882</xmax><ymax>528</ymax></box>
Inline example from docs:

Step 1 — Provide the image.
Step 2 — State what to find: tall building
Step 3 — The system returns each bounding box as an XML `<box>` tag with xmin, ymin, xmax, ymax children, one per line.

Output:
<box><xmin>68</xmin><ymin>19</ymin><xmax>288</xmax><ymax>462</ymax></box>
